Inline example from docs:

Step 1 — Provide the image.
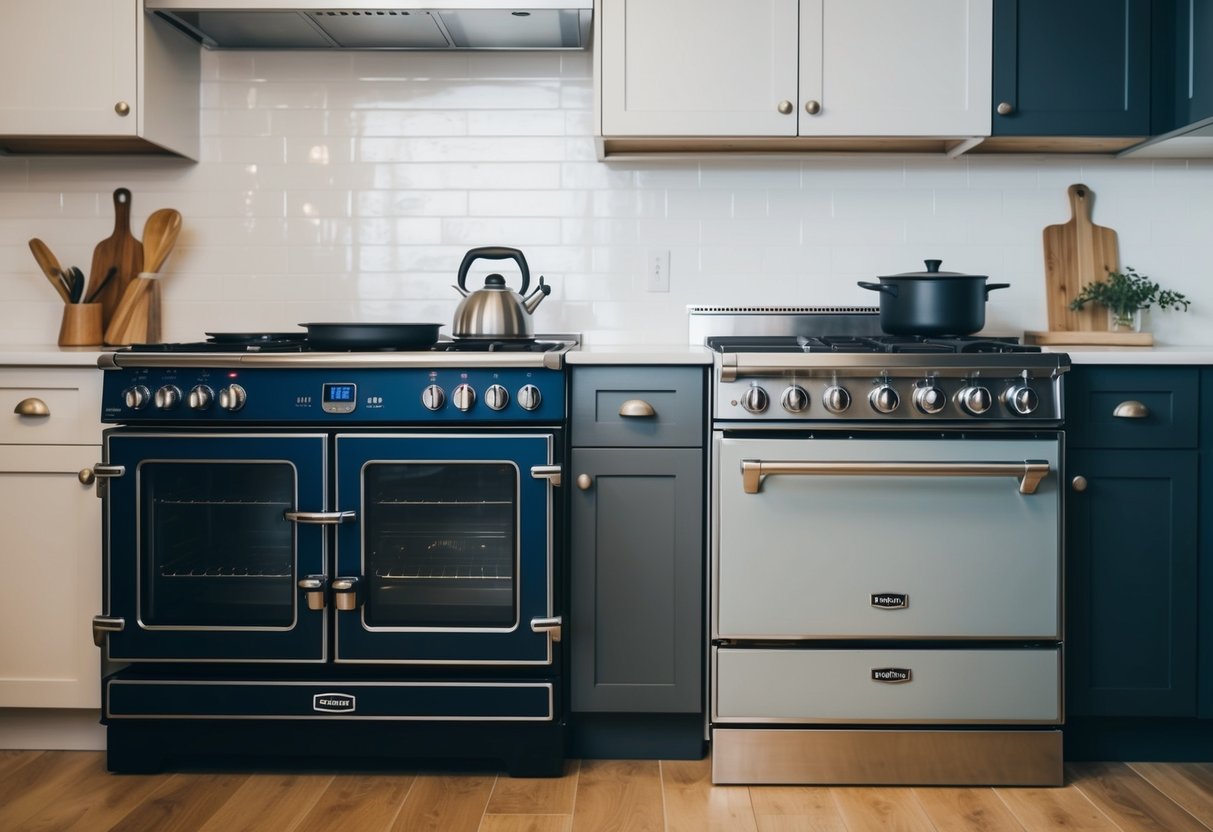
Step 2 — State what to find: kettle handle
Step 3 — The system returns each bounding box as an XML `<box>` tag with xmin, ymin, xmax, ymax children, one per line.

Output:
<box><xmin>457</xmin><ymin>247</ymin><xmax>530</xmax><ymax>294</ymax></box>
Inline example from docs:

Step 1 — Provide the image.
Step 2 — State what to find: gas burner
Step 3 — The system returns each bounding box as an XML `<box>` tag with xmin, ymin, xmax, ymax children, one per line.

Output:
<box><xmin>708</xmin><ymin>334</ymin><xmax>1039</xmax><ymax>355</ymax></box>
<box><xmin>435</xmin><ymin>339</ymin><xmax>566</xmax><ymax>354</ymax></box>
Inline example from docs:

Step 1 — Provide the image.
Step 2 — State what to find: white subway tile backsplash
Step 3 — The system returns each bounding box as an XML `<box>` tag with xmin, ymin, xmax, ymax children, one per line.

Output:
<box><xmin>2</xmin><ymin>51</ymin><xmax>1212</xmax><ymax>346</ymax></box>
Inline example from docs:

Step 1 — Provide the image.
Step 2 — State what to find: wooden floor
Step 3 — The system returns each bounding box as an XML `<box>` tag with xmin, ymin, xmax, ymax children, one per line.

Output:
<box><xmin>3</xmin><ymin>751</ymin><xmax>1213</xmax><ymax>831</ymax></box>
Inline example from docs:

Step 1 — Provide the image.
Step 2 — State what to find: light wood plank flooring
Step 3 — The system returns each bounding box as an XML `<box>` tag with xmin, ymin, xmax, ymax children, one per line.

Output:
<box><xmin>2</xmin><ymin>752</ymin><xmax>1213</xmax><ymax>831</ymax></box>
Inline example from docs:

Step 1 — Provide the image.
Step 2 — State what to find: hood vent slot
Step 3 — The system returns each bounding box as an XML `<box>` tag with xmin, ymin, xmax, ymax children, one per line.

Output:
<box><xmin>147</xmin><ymin>3</ymin><xmax>592</xmax><ymax>50</ymax></box>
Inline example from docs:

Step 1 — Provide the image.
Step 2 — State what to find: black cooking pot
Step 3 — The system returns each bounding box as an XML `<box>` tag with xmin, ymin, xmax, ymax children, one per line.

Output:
<box><xmin>857</xmin><ymin>260</ymin><xmax>1010</xmax><ymax>336</ymax></box>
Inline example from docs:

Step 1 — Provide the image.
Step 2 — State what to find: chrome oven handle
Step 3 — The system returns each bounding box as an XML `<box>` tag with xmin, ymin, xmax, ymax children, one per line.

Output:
<box><xmin>92</xmin><ymin>615</ymin><xmax>125</xmax><ymax>648</ymax></box>
<box><xmin>530</xmin><ymin>616</ymin><xmax>563</xmax><ymax>642</ymax></box>
<box><xmin>740</xmin><ymin>459</ymin><xmax>1051</xmax><ymax>495</ymax></box>
<box><xmin>283</xmin><ymin>510</ymin><xmax>356</xmax><ymax>525</ymax></box>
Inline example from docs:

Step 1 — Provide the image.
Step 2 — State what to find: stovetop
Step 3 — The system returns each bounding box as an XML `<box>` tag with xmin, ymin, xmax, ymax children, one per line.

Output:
<box><xmin>707</xmin><ymin>334</ymin><xmax>1042</xmax><ymax>355</ymax></box>
<box><xmin>126</xmin><ymin>333</ymin><xmax>571</xmax><ymax>355</ymax></box>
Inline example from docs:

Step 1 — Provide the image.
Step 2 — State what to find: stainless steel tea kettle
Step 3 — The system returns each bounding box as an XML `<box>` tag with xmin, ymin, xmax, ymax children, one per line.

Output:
<box><xmin>451</xmin><ymin>246</ymin><xmax>550</xmax><ymax>339</ymax></box>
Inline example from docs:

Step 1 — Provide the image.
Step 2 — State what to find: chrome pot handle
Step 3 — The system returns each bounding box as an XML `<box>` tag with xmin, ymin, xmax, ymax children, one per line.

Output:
<box><xmin>740</xmin><ymin>459</ymin><xmax>1050</xmax><ymax>495</ymax></box>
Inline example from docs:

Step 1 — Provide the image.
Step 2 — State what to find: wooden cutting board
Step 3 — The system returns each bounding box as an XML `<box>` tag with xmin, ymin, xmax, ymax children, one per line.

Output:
<box><xmin>1042</xmin><ymin>183</ymin><xmax>1119</xmax><ymax>332</ymax></box>
<box><xmin>89</xmin><ymin>188</ymin><xmax>144</xmax><ymax>330</ymax></box>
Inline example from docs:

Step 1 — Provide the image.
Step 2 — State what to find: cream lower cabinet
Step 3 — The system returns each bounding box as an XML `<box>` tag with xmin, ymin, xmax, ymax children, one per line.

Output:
<box><xmin>598</xmin><ymin>0</ymin><xmax>992</xmax><ymax>140</ymax></box>
<box><xmin>0</xmin><ymin>0</ymin><xmax>199</xmax><ymax>158</ymax></box>
<box><xmin>0</xmin><ymin>366</ymin><xmax>103</xmax><ymax>709</ymax></box>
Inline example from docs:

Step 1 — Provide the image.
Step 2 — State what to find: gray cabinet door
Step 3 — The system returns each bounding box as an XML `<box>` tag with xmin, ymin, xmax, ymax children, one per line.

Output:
<box><xmin>570</xmin><ymin>447</ymin><xmax>702</xmax><ymax>712</ymax></box>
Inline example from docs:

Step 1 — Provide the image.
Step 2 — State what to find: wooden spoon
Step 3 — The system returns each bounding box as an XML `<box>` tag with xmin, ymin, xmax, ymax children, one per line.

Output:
<box><xmin>103</xmin><ymin>209</ymin><xmax>182</xmax><ymax>346</ymax></box>
<box><xmin>28</xmin><ymin>238</ymin><xmax>71</xmax><ymax>303</ymax></box>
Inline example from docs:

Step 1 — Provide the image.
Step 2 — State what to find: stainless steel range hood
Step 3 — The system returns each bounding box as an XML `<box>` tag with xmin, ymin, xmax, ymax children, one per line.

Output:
<box><xmin>146</xmin><ymin>0</ymin><xmax>592</xmax><ymax>50</ymax></box>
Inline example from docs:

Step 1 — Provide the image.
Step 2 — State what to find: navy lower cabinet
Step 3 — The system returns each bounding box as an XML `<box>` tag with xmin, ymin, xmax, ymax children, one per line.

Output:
<box><xmin>1064</xmin><ymin>366</ymin><xmax>1213</xmax><ymax>759</ymax></box>
<box><xmin>567</xmin><ymin>366</ymin><xmax>706</xmax><ymax>759</ymax></box>
<box><xmin>989</xmin><ymin>0</ymin><xmax>1150</xmax><ymax>146</ymax></box>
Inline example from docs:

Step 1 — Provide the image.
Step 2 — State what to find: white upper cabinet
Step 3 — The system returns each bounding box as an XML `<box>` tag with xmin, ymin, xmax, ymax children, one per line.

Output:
<box><xmin>598</xmin><ymin>0</ymin><xmax>992</xmax><ymax>150</ymax></box>
<box><xmin>0</xmin><ymin>0</ymin><xmax>199</xmax><ymax>159</ymax></box>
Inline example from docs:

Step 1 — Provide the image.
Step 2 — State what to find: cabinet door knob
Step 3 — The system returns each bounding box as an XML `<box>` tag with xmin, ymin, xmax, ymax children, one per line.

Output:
<box><xmin>804</xmin><ymin>99</ymin><xmax>822</xmax><ymax>115</ymax></box>
<box><xmin>997</xmin><ymin>101</ymin><xmax>1014</xmax><ymax>115</ymax></box>
<box><xmin>1112</xmin><ymin>400</ymin><xmax>1149</xmax><ymax>419</ymax></box>
<box><xmin>576</xmin><ymin>473</ymin><xmax>593</xmax><ymax>491</ymax></box>
<box><xmin>777</xmin><ymin>100</ymin><xmax>794</xmax><ymax>114</ymax></box>
<box><xmin>1071</xmin><ymin>475</ymin><xmax>1088</xmax><ymax>492</ymax></box>
<box><xmin>114</xmin><ymin>101</ymin><xmax>131</xmax><ymax>116</ymax></box>
<box><xmin>13</xmin><ymin>397</ymin><xmax>50</xmax><ymax>417</ymax></box>
<box><xmin>78</xmin><ymin>468</ymin><xmax>95</xmax><ymax>486</ymax></box>
<box><xmin>619</xmin><ymin>399</ymin><xmax>656</xmax><ymax>418</ymax></box>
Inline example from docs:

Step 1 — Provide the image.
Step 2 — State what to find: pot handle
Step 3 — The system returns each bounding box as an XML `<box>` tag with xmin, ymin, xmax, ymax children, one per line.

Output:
<box><xmin>457</xmin><ymin>246</ymin><xmax>530</xmax><ymax>294</ymax></box>
<box><xmin>857</xmin><ymin>280</ymin><xmax>897</xmax><ymax>297</ymax></box>
<box><xmin>985</xmin><ymin>283</ymin><xmax>1011</xmax><ymax>295</ymax></box>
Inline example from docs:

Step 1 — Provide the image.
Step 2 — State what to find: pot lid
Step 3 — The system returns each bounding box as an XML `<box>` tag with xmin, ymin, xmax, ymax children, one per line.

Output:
<box><xmin>882</xmin><ymin>259</ymin><xmax>987</xmax><ymax>279</ymax></box>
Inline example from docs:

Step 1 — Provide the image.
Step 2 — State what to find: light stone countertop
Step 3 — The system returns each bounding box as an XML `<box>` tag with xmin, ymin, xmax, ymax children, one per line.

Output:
<box><xmin>1043</xmin><ymin>345</ymin><xmax>1213</xmax><ymax>365</ymax></box>
<box><xmin>566</xmin><ymin>344</ymin><xmax>714</xmax><ymax>365</ymax></box>
<box><xmin>0</xmin><ymin>345</ymin><xmax>107</xmax><ymax>367</ymax></box>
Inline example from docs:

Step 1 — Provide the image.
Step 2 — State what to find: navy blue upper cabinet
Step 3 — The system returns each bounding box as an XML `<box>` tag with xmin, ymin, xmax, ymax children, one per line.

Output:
<box><xmin>1166</xmin><ymin>0</ymin><xmax>1213</xmax><ymax>128</ymax></box>
<box><xmin>992</xmin><ymin>0</ymin><xmax>1151</xmax><ymax>137</ymax></box>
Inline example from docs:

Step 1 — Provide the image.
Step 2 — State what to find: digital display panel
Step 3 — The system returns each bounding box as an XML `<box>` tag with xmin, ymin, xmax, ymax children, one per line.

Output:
<box><xmin>325</xmin><ymin>384</ymin><xmax>355</xmax><ymax>403</ymax></box>
<box><xmin>321</xmin><ymin>383</ymin><xmax>357</xmax><ymax>413</ymax></box>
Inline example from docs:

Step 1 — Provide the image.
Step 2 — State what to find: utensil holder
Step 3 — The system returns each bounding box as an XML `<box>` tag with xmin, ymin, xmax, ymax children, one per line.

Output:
<box><xmin>57</xmin><ymin>303</ymin><xmax>103</xmax><ymax>347</ymax></box>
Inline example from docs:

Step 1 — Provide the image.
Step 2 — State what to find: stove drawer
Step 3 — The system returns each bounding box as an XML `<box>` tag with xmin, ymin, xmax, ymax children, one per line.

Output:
<box><xmin>713</xmin><ymin>646</ymin><xmax>1061</xmax><ymax>724</ymax></box>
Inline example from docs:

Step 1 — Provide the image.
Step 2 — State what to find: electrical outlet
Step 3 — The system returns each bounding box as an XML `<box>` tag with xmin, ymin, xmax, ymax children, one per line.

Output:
<box><xmin>646</xmin><ymin>249</ymin><xmax>670</xmax><ymax>293</ymax></box>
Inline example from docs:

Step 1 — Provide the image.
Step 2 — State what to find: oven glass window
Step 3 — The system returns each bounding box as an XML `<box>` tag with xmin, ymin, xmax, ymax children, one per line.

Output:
<box><xmin>139</xmin><ymin>461</ymin><xmax>296</xmax><ymax>627</ymax></box>
<box><xmin>362</xmin><ymin>462</ymin><xmax>517</xmax><ymax>628</ymax></box>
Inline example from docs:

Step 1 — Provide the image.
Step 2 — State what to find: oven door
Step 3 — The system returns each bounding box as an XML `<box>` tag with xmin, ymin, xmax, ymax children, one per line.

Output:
<box><xmin>332</xmin><ymin>432</ymin><xmax>558</xmax><ymax>665</ymax></box>
<box><xmin>714</xmin><ymin>433</ymin><xmax>1061</xmax><ymax>640</ymax></box>
<box><xmin>100</xmin><ymin>432</ymin><xmax>328</xmax><ymax>662</ymax></box>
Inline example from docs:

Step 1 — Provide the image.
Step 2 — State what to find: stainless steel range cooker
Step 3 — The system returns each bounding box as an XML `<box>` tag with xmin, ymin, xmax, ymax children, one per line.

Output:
<box><xmin>692</xmin><ymin>307</ymin><xmax>1069</xmax><ymax>786</ymax></box>
<box><xmin>91</xmin><ymin>333</ymin><xmax>576</xmax><ymax>775</ymax></box>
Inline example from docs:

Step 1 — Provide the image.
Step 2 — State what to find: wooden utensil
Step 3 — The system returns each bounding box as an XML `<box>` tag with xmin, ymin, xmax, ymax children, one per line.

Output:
<box><xmin>88</xmin><ymin>188</ymin><xmax>144</xmax><ymax>327</ymax></box>
<box><xmin>103</xmin><ymin>208</ymin><xmax>182</xmax><ymax>346</ymax></box>
<box><xmin>1042</xmin><ymin>183</ymin><xmax>1120</xmax><ymax>332</ymax></box>
<box><xmin>28</xmin><ymin>238</ymin><xmax>71</xmax><ymax>303</ymax></box>
<box><xmin>140</xmin><ymin>208</ymin><xmax>181</xmax><ymax>344</ymax></box>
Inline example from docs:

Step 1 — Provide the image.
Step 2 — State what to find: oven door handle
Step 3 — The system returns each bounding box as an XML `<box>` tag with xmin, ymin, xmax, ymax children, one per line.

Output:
<box><xmin>739</xmin><ymin>459</ymin><xmax>1051</xmax><ymax>495</ymax></box>
<box><xmin>283</xmin><ymin>510</ymin><xmax>357</xmax><ymax>525</ymax></box>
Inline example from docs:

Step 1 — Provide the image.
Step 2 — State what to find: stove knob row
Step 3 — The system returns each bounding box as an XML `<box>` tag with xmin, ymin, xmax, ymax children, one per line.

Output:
<box><xmin>869</xmin><ymin>384</ymin><xmax>899</xmax><ymax>414</ymax></box>
<box><xmin>218</xmin><ymin>384</ymin><xmax>247</xmax><ymax>413</ymax></box>
<box><xmin>421</xmin><ymin>383</ymin><xmax>540</xmax><ymax>412</ymax></box>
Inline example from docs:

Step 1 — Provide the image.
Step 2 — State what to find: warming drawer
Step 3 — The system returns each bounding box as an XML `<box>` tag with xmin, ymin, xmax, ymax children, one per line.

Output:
<box><xmin>713</xmin><ymin>646</ymin><xmax>1062</xmax><ymax>724</ymax></box>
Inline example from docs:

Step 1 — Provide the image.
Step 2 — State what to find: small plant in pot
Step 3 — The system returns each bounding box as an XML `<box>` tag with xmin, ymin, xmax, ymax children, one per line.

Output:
<box><xmin>1068</xmin><ymin>266</ymin><xmax>1190</xmax><ymax>332</ymax></box>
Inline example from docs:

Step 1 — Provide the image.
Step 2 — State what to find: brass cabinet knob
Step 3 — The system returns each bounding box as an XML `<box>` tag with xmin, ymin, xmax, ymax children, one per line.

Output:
<box><xmin>78</xmin><ymin>468</ymin><xmax>95</xmax><ymax>486</ymax></box>
<box><xmin>1071</xmin><ymin>476</ymin><xmax>1088</xmax><ymax>492</ymax></box>
<box><xmin>13</xmin><ymin>397</ymin><xmax>50</xmax><ymax>417</ymax></box>
<box><xmin>576</xmin><ymin>474</ymin><xmax>593</xmax><ymax>491</ymax></box>
<box><xmin>1112</xmin><ymin>400</ymin><xmax>1149</xmax><ymax>419</ymax></box>
<box><xmin>997</xmin><ymin>101</ymin><xmax>1014</xmax><ymax>115</ymax></box>
<box><xmin>619</xmin><ymin>399</ymin><xmax>656</xmax><ymax>418</ymax></box>
<box><xmin>114</xmin><ymin>101</ymin><xmax>131</xmax><ymax>116</ymax></box>
<box><xmin>804</xmin><ymin>99</ymin><xmax>822</xmax><ymax>115</ymax></box>
<box><xmin>777</xmin><ymin>100</ymin><xmax>794</xmax><ymax>114</ymax></box>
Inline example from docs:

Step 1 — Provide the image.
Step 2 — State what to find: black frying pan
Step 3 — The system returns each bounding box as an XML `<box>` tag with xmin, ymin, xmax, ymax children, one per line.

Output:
<box><xmin>300</xmin><ymin>322</ymin><xmax>443</xmax><ymax>350</ymax></box>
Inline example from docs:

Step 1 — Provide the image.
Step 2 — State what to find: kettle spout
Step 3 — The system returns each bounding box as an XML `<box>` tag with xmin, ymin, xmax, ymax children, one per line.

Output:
<box><xmin>451</xmin><ymin>284</ymin><xmax>469</xmax><ymax>298</ymax></box>
<box><xmin>523</xmin><ymin>276</ymin><xmax>551</xmax><ymax>314</ymax></box>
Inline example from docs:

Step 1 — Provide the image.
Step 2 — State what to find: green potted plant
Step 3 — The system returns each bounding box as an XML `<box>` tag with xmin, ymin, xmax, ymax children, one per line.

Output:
<box><xmin>1069</xmin><ymin>266</ymin><xmax>1190</xmax><ymax>332</ymax></box>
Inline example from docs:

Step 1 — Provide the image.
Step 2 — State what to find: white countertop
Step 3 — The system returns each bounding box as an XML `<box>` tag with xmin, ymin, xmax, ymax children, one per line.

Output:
<box><xmin>1045</xmin><ymin>345</ymin><xmax>1213</xmax><ymax>364</ymax></box>
<box><xmin>567</xmin><ymin>344</ymin><xmax>713</xmax><ymax>365</ymax></box>
<box><xmin>0</xmin><ymin>345</ymin><xmax>107</xmax><ymax>367</ymax></box>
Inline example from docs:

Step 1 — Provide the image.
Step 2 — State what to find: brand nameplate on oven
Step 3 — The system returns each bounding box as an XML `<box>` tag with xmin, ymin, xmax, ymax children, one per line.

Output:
<box><xmin>313</xmin><ymin>692</ymin><xmax>356</xmax><ymax>713</ymax></box>
<box><xmin>871</xmin><ymin>593</ymin><xmax>908</xmax><ymax>609</ymax></box>
<box><xmin>871</xmin><ymin>668</ymin><xmax>912</xmax><ymax>683</ymax></box>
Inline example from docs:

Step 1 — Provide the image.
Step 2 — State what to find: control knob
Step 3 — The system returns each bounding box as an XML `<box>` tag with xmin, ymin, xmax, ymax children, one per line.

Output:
<box><xmin>517</xmin><ymin>384</ymin><xmax>542</xmax><ymax>412</ymax></box>
<box><xmin>188</xmin><ymin>385</ymin><xmax>214</xmax><ymax>410</ymax></box>
<box><xmin>484</xmin><ymin>384</ymin><xmax>509</xmax><ymax>411</ymax></box>
<box><xmin>957</xmin><ymin>384</ymin><xmax>993</xmax><ymax>416</ymax></box>
<box><xmin>154</xmin><ymin>385</ymin><xmax>182</xmax><ymax>410</ymax></box>
<box><xmin>1004</xmin><ymin>384</ymin><xmax>1039</xmax><ymax>416</ymax></box>
<box><xmin>218</xmin><ymin>384</ymin><xmax>247</xmax><ymax>412</ymax></box>
<box><xmin>913</xmin><ymin>384</ymin><xmax>947</xmax><ymax>415</ymax></box>
<box><xmin>781</xmin><ymin>385</ymin><xmax>810</xmax><ymax>413</ymax></box>
<box><xmin>421</xmin><ymin>384</ymin><xmax>445</xmax><ymax>411</ymax></box>
<box><xmin>869</xmin><ymin>384</ymin><xmax>899</xmax><ymax>414</ymax></box>
<box><xmin>123</xmin><ymin>385</ymin><xmax>151</xmax><ymax>410</ymax></box>
<box><xmin>452</xmin><ymin>384</ymin><xmax>476</xmax><ymax>412</ymax></box>
<box><xmin>741</xmin><ymin>385</ymin><xmax>769</xmax><ymax>414</ymax></box>
<box><xmin>821</xmin><ymin>385</ymin><xmax>851</xmax><ymax>414</ymax></box>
